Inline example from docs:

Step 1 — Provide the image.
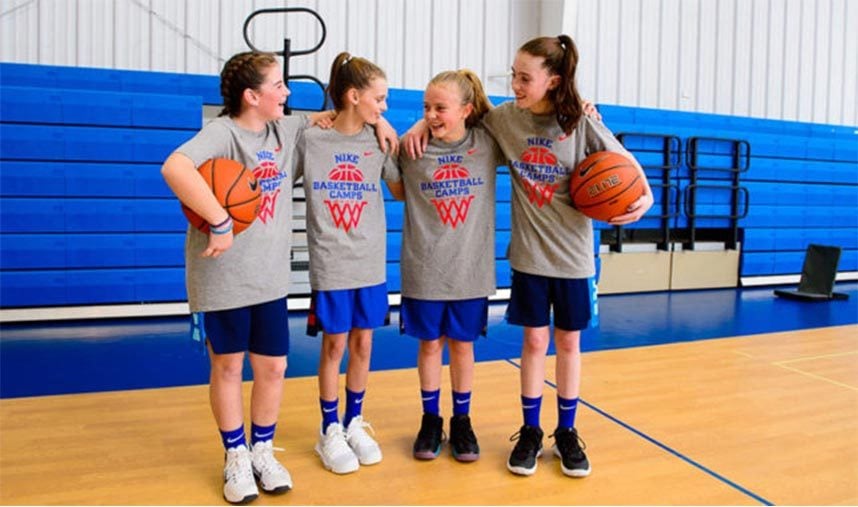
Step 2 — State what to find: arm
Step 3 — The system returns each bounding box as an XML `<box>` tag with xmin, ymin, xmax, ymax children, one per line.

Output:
<box><xmin>607</xmin><ymin>158</ymin><xmax>654</xmax><ymax>226</ymax></box>
<box><xmin>402</xmin><ymin>118</ymin><xmax>429</xmax><ymax>159</ymax></box>
<box><xmin>374</xmin><ymin>116</ymin><xmax>400</xmax><ymax>155</ymax></box>
<box><xmin>386</xmin><ymin>180</ymin><xmax>405</xmax><ymax>201</ymax></box>
<box><xmin>161</xmin><ymin>152</ymin><xmax>233</xmax><ymax>257</ymax></box>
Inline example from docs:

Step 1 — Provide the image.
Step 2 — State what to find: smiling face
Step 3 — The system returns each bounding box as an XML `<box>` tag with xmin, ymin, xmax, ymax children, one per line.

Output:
<box><xmin>423</xmin><ymin>82</ymin><xmax>472</xmax><ymax>143</ymax></box>
<box><xmin>351</xmin><ymin>77</ymin><xmax>389</xmax><ymax>125</ymax></box>
<box><xmin>510</xmin><ymin>51</ymin><xmax>560</xmax><ymax>115</ymax></box>
<box><xmin>248</xmin><ymin>63</ymin><xmax>290</xmax><ymax>121</ymax></box>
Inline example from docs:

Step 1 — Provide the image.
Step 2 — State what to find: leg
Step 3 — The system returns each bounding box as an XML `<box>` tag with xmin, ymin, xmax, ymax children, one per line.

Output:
<box><xmin>553</xmin><ymin>328</ymin><xmax>581</xmax><ymax>401</ymax></box>
<box><xmin>318</xmin><ymin>332</ymin><xmax>347</xmax><ymax>402</ymax></box>
<box><xmin>418</xmin><ymin>336</ymin><xmax>445</xmax><ymax>394</ymax></box>
<box><xmin>520</xmin><ymin>326</ymin><xmax>550</xmax><ymax>398</ymax></box>
<box><xmin>343</xmin><ymin>328</ymin><xmax>382</xmax><ymax>465</ymax></box>
<box><xmin>448</xmin><ymin>338</ymin><xmax>474</xmax><ymax>395</ymax></box>
<box><xmin>448</xmin><ymin>338</ymin><xmax>480</xmax><ymax>462</ymax></box>
<box><xmin>209</xmin><ymin>346</ymin><xmax>246</xmax><ymax>433</ymax></box>
<box><xmin>248</xmin><ymin>353</ymin><xmax>288</xmax><ymax>427</ymax></box>
<box><xmin>345</xmin><ymin>328</ymin><xmax>373</xmax><ymax>394</ymax></box>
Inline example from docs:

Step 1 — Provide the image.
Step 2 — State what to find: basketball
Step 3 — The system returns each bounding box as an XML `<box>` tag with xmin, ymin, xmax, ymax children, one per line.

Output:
<box><xmin>570</xmin><ymin>151</ymin><xmax>643</xmax><ymax>222</ymax></box>
<box><xmin>521</xmin><ymin>146</ymin><xmax>558</xmax><ymax>165</ymax></box>
<box><xmin>181</xmin><ymin>158</ymin><xmax>261</xmax><ymax>235</ymax></box>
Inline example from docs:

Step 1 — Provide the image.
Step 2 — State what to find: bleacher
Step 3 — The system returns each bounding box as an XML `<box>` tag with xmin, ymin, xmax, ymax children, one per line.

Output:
<box><xmin>1</xmin><ymin>62</ymin><xmax>856</xmax><ymax>314</ymax></box>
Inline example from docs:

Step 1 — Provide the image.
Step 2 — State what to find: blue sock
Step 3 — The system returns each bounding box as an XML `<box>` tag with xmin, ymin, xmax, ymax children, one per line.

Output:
<box><xmin>452</xmin><ymin>390</ymin><xmax>471</xmax><ymax>416</ymax></box>
<box><xmin>320</xmin><ymin>398</ymin><xmax>339</xmax><ymax>432</ymax></box>
<box><xmin>521</xmin><ymin>395</ymin><xmax>542</xmax><ymax>428</ymax></box>
<box><xmin>220</xmin><ymin>425</ymin><xmax>246</xmax><ymax>450</ymax></box>
<box><xmin>557</xmin><ymin>396</ymin><xmax>579</xmax><ymax>429</ymax></box>
<box><xmin>421</xmin><ymin>389</ymin><xmax>440</xmax><ymax>415</ymax></box>
<box><xmin>343</xmin><ymin>388</ymin><xmax>365</xmax><ymax>428</ymax></box>
<box><xmin>250</xmin><ymin>422</ymin><xmax>276</xmax><ymax>445</ymax></box>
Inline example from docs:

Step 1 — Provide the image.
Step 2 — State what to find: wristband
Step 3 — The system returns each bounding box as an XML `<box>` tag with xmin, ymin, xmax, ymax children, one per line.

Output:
<box><xmin>210</xmin><ymin>217</ymin><xmax>233</xmax><ymax>235</ymax></box>
<box><xmin>211</xmin><ymin>216</ymin><xmax>232</xmax><ymax>229</ymax></box>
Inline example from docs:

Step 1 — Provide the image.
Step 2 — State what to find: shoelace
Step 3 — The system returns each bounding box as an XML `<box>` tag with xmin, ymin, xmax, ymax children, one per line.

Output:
<box><xmin>451</xmin><ymin>421</ymin><xmax>477</xmax><ymax>446</ymax></box>
<box><xmin>348</xmin><ymin>418</ymin><xmax>376</xmax><ymax>438</ymax></box>
<box><xmin>550</xmin><ymin>429</ymin><xmax>586</xmax><ymax>457</ymax></box>
<box><xmin>323</xmin><ymin>426</ymin><xmax>353</xmax><ymax>455</ymax></box>
<box><xmin>509</xmin><ymin>428</ymin><xmax>541</xmax><ymax>455</ymax></box>
<box><xmin>225</xmin><ymin>448</ymin><xmax>254</xmax><ymax>482</ymax></box>
<box><xmin>253</xmin><ymin>444</ymin><xmax>287</xmax><ymax>475</ymax></box>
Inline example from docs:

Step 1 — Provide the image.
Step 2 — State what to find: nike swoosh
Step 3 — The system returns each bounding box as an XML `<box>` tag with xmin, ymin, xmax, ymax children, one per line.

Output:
<box><xmin>455</xmin><ymin>399</ymin><xmax>469</xmax><ymax>405</ymax></box>
<box><xmin>559</xmin><ymin>404</ymin><xmax>575</xmax><ymax>410</ymax></box>
<box><xmin>248</xmin><ymin>179</ymin><xmax>259</xmax><ymax>191</ymax></box>
<box><xmin>322</xmin><ymin>407</ymin><xmax>337</xmax><ymax>413</ymax></box>
<box><xmin>421</xmin><ymin>396</ymin><xmax>436</xmax><ymax>401</ymax></box>
<box><xmin>253</xmin><ymin>431</ymin><xmax>274</xmax><ymax>439</ymax></box>
<box><xmin>363</xmin><ymin>151</ymin><xmax>374</xmax><ymax>156</ymax></box>
<box><xmin>226</xmin><ymin>435</ymin><xmax>244</xmax><ymax>444</ymax></box>
<box><xmin>522</xmin><ymin>404</ymin><xmax>538</xmax><ymax>409</ymax></box>
<box><xmin>355</xmin><ymin>398</ymin><xmax>364</xmax><ymax>405</ymax></box>
<box><xmin>467</xmin><ymin>148</ymin><xmax>477</xmax><ymax>155</ymax></box>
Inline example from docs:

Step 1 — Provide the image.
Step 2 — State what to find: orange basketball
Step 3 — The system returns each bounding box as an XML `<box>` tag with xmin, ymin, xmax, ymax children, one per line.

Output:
<box><xmin>570</xmin><ymin>151</ymin><xmax>643</xmax><ymax>222</ymax></box>
<box><xmin>181</xmin><ymin>158</ymin><xmax>261</xmax><ymax>235</ymax></box>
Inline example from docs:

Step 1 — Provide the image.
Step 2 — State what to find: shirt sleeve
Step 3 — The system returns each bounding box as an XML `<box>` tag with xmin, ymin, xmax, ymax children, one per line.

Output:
<box><xmin>174</xmin><ymin>120</ymin><xmax>232</xmax><ymax>167</ymax></box>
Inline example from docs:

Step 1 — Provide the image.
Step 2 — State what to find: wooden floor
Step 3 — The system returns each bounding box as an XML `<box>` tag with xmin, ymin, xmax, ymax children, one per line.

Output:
<box><xmin>1</xmin><ymin>325</ymin><xmax>856</xmax><ymax>505</ymax></box>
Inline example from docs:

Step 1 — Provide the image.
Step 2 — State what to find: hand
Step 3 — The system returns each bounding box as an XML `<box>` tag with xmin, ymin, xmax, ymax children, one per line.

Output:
<box><xmin>582</xmin><ymin>100</ymin><xmax>602</xmax><ymax>121</ymax></box>
<box><xmin>608</xmin><ymin>192</ymin><xmax>653</xmax><ymax>226</ymax></box>
<box><xmin>375</xmin><ymin>116</ymin><xmax>399</xmax><ymax>155</ymax></box>
<box><xmin>308</xmin><ymin>110</ymin><xmax>336</xmax><ymax>129</ymax></box>
<box><xmin>403</xmin><ymin>119</ymin><xmax>429</xmax><ymax>159</ymax></box>
<box><xmin>201</xmin><ymin>230</ymin><xmax>234</xmax><ymax>258</ymax></box>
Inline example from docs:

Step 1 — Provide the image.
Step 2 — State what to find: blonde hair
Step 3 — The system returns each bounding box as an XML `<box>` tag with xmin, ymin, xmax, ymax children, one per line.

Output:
<box><xmin>428</xmin><ymin>69</ymin><xmax>493</xmax><ymax>128</ymax></box>
<box><xmin>218</xmin><ymin>51</ymin><xmax>278</xmax><ymax>117</ymax></box>
<box><xmin>325</xmin><ymin>52</ymin><xmax>387</xmax><ymax>111</ymax></box>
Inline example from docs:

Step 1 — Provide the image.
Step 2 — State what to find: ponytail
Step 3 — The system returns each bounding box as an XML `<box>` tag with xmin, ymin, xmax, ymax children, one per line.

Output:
<box><xmin>428</xmin><ymin>69</ymin><xmax>493</xmax><ymax>128</ymax></box>
<box><xmin>326</xmin><ymin>52</ymin><xmax>386</xmax><ymax>112</ymax></box>
<box><xmin>518</xmin><ymin>35</ymin><xmax>583</xmax><ymax>135</ymax></box>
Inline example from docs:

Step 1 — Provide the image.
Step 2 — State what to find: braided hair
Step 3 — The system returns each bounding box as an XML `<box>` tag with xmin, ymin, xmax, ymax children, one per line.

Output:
<box><xmin>218</xmin><ymin>51</ymin><xmax>278</xmax><ymax>117</ymax></box>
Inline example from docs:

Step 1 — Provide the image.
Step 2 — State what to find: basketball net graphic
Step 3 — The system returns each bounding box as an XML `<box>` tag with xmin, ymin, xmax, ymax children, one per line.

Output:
<box><xmin>429</xmin><ymin>163</ymin><xmax>475</xmax><ymax>229</ymax></box>
<box><xmin>324</xmin><ymin>163</ymin><xmax>368</xmax><ymax>232</ymax></box>
<box><xmin>519</xmin><ymin>146</ymin><xmax>560</xmax><ymax>208</ymax></box>
<box><xmin>253</xmin><ymin>161</ymin><xmax>281</xmax><ymax>223</ymax></box>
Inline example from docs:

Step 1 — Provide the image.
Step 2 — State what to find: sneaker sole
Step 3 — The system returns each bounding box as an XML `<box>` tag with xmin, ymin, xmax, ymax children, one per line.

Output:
<box><xmin>357</xmin><ymin>453</ymin><xmax>382</xmax><ymax>466</ymax></box>
<box><xmin>452</xmin><ymin>451</ymin><xmax>480</xmax><ymax>463</ymax></box>
<box><xmin>507</xmin><ymin>449</ymin><xmax>542</xmax><ymax>476</ymax></box>
<box><xmin>553</xmin><ymin>447</ymin><xmax>591</xmax><ymax>477</ymax></box>
<box><xmin>414</xmin><ymin>447</ymin><xmax>441</xmax><ymax>460</ymax></box>
<box><xmin>223</xmin><ymin>493</ymin><xmax>258</xmax><ymax>505</ymax></box>
<box><xmin>314</xmin><ymin>443</ymin><xmax>359</xmax><ymax>474</ymax></box>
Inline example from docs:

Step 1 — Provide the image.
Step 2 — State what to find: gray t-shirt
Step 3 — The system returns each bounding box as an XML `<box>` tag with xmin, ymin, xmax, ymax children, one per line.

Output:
<box><xmin>175</xmin><ymin>115</ymin><xmax>306</xmax><ymax>312</ymax></box>
<box><xmin>398</xmin><ymin>127</ymin><xmax>504</xmax><ymax>300</ymax></box>
<box><xmin>296</xmin><ymin>125</ymin><xmax>400</xmax><ymax>291</ymax></box>
<box><xmin>483</xmin><ymin>102</ymin><xmax>636</xmax><ymax>279</ymax></box>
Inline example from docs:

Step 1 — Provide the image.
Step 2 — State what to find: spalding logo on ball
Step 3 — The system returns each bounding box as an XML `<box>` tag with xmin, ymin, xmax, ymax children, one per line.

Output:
<box><xmin>181</xmin><ymin>158</ymin><xmax>261</xmax><ymax>235</ymax></box>
<box><xmin>570</xmin><ymin>151</ymin><xmax>643</xmax><ymax>222</ymax></box>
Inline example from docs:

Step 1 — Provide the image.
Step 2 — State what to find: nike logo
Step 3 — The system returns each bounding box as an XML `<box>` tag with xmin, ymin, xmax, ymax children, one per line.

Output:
<box><xmin>467</xmin><ymin>148</ymin><xmax>477</xmax><ymax>155</ymax></box>
<box><xmin>421</xmin><ymin>396</ymin><xmax>436</xmax><ymax>401</ymax></box>
<box><xmin>558</xmin><ymin>133</ymin><xmax>569</xmax><ymax>141</ymax></box>
<box><xmin>274</xmin><ymin>145</ymin><xmax>282</xmax><ymax>153</ymax></box>
<box><xmin>248</xmin><ymin>179</ymin><xmax>259</xmax><ymax>191</ymax></box>
<box><xmin>559</xmin><ymin>404</ymin><xmax>575</xmax><ymax>410</ymax></box>
<box><xmin>226</xmin><ymin>435</ymin><xmax>244</xmax><ymax>444</ymax></box>
<box><xmin>363</xmin><ymin>151</ymin><xmax>374</xmax><ymax>157</ymax></box>
<box><xmin>253</xmin><ymin>431</ymin><xmax>274</xmax><ymax>439</ymax></box>
<box><xmin>322</xmin><ymin>407</ymin><xmax>337</xmax><ymax>413</ymax></box>
<box><xmin>355</xmin><ymin>398</ymin><xmax>364</xmax><ymax>405</ymax></box>
<box><xmin>455</xmin><ymin>398</ymin><xmax>469</xmax><ymax>405</ymax></box>
<box><xmin>522</xmin><ymin>404</ymin><xmax>538</xmax><ymax>409</ymax></box>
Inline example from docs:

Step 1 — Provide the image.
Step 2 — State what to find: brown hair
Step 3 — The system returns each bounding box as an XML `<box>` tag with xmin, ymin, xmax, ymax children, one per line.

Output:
<box><xmin>518</xmin><ymin>34</ymin><xmax>582</xmax><ymax>135</ymax></box>
<box><xmin>218</xmin><ymin>51</ymin><xmax>279</xmax><ymax>117</ymax></box>
<box><xmin>325</xmin><ymin>52</ymin><xmax>387</xmax><ymax>112</ymax></box>
<box><xmin>428</xmin><ymin>69</ymin><xmax>493</xmax><ymax>128</ymax></box>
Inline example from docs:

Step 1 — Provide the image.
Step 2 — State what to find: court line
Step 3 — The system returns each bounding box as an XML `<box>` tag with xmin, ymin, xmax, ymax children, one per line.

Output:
<box><xmin>503</xmin><ymin>358</ymin><xmax>774</xmax><ymax>506</ymax></box>
<box><xmin>771</xmin><ymin>362</ymin><xmax>858</xmax><ymax>391</ymax></box>
<box><xmin>733</xmin><ymin>350</ymin><xmax>858</xmax><ymax>391</ymax></box>
<box><xmin>775</xmin><ymin>350</ymin><xmax>858</xmax><ymax>365</ymax></box>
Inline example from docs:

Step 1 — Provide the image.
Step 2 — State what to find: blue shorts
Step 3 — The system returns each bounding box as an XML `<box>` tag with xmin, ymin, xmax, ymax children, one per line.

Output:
<box><xmin>204</xmin><ymin>297</ymin><xmax>290</xmax><ymax>356</ymax></box>
<box><xmin>307</xmin><ymin>282</ymin><xmax>389</xmax><ymax>336</ymax></box>
<box><xmin>400</xmin><ymin>297</ymin><xmax>489</xmax><ymax>342</ymax></box>
<box><xmin>506</xmin><ymin>270</ymin><xmax>592</xmax><ymax>331</ymax></box>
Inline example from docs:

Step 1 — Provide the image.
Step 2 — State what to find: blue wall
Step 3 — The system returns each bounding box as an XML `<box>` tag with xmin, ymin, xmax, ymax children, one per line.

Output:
<box><xmin>1</xmin><ymin>62</ymin><xmax>856</xmax><ymax>309</ymax></box>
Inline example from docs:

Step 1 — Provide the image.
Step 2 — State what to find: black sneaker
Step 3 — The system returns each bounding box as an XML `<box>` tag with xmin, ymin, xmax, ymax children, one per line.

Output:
<box><xmin>449</xmin><ymin>415</ymin><xmax>480</xmax><ymax>462</ymax></box>
<box><xmin>507</xmin><ymin>425</ymin><xmax>543</xmax><ymax>476</ymax></box>
<box><xmin>413</xmin><ymin>413</ymin><xmax>445</xmax><ymax>460</ymax></box>
<box><xmin>551</xmin><ymin>427</ymin><xmax>591</xmax><ymax>477</ymax></box>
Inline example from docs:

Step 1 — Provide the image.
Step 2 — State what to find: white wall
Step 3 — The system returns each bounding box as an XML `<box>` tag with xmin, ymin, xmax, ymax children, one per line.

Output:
<box><xmin>1</xmin><ymin>0</ymin><xmax>855</xmax><ymax>125</ymax></box>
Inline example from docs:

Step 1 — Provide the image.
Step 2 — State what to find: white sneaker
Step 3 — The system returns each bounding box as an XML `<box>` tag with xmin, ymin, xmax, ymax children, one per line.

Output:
<box><xmin>223</xmin><ymin>445</ymin><xmax>259</xmax><ymax>504</ymax></box>
<box><xmin>345</xmin><ymin>416</ymin><xmax>382</xmax><ymax>465</ymax></box>
<box><xmin>314</xmin><ymin>423</ymin><xmax>359</xmax><ymax>474</ymax></box>
<box><xmin>251</xmin><ymin>440</ymin><xmax>292</xmax><ymax>494</ymax></box>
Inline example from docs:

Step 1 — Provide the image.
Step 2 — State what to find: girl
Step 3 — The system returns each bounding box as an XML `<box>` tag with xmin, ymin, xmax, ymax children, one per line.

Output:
<box><xmin>405</xmin><ymin>36</ymin><xmax>653</xmax><ymax>478</ymax></box>
<box><xmin>396</xmin><ymin>70</ymin><xmax>505</xmax><ymax>462</ymax></box>
<box><xmin>295</xmin><ymin>52</ymin><xmax>404</xmax><ymax>475</ymax></box>
<box><xmin>161</xmin><ymin>51</ymin><xmax>396</xmax><ymax>503</ymax></box>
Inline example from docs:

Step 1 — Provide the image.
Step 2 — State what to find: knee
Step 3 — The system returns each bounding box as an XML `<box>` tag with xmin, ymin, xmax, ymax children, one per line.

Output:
<box><xmin>254</xmin><ymin>357</ymin><xmax>287</xmax><ymax>382</ymax></box>
<box><xmin>322</xmin><ymin>338</ymin><xmax>346</xmax><ymax>362</ymax></box>
<box><xmin>420</xmin><ymin>338</ymin><xmax>444</xmax><ymax>357</ymax></box>
<box><xmin>211</xmin><ymin>355</ymin><xmax>244</xmax><ymax>382</ymax></box>
<box><xmin>554</xmin><ymin>333</ymin><xmax>581</xmax><ymax>356</ymax></box>
<box><xmin>349</xmin><ymin>333</ymin><xmax>373</xmax><ymax>360</ymax></box>
<box><xmin>522</xmin><ymin>333</ymin><xmax>550</xmax><ymax>355</ymax></box>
